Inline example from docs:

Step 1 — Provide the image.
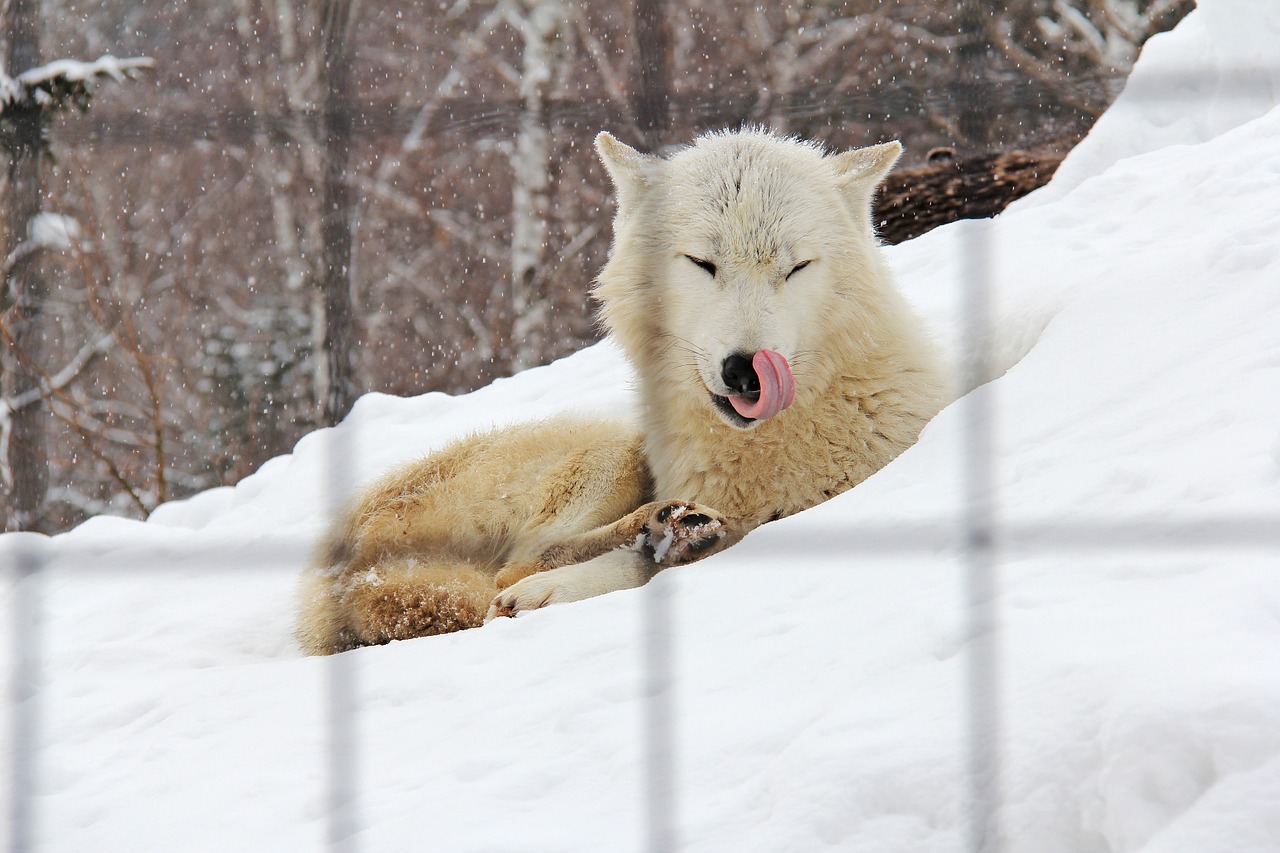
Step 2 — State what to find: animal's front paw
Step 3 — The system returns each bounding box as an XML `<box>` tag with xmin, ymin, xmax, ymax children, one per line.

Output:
<box><xmin>636</xmin><ymin>500</ymin><xmax>727</xmax><ymax>566</ymax></box>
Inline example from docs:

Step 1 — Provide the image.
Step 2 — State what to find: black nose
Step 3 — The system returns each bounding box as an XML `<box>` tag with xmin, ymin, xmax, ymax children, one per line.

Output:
<box><xmin>721</xmin><ymin>352</ymin><xmax>759</xmax><ymax>398</ymax></box>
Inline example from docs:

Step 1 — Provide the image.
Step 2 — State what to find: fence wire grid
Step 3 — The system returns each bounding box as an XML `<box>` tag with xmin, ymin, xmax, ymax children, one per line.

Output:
<box><xmin>4</xmin><ymin>24</ymin><xmax>1280</xmax><ymax>853</ymax></box>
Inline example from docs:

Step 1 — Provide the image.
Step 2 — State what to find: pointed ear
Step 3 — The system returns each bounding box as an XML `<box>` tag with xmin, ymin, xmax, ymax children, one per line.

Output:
<box><xmin>595</xmin><ymin>131</ymin><xmax>657</xmax><ymax>211</ymax></box>
<box><xmin>831</xmin><ymin>141</ymin><xmax>903</xmax><ymax>189</ymax></box>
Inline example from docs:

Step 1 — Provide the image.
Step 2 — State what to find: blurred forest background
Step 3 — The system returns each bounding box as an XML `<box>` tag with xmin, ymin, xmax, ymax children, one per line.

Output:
<box><xmin>1</xmin><ymin>0</ymin><xmax>1192</xmax><ymax>533</ymax></box>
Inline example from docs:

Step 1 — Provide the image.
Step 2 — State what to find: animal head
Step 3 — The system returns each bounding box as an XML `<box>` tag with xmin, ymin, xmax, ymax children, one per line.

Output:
<box><xmin>593</xmin><ymin>128</ymin><xmax>902</xmax><ymax>430</ymax></box>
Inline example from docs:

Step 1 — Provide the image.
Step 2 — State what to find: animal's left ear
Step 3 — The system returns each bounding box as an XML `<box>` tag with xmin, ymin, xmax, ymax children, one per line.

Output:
<box><xmin>829</xmin><ymin>141</ymin><xmax>902</xmax><ymax>222</ymax></box>
<box><xmin>596</xmin><ymin>131</ymin><xmax>659</xmax><ymax>213</ymax></box>
<box><xmin>830</xmin><ymin>141</ymin><xmax>903</xmax><ymax>190</ymax></box>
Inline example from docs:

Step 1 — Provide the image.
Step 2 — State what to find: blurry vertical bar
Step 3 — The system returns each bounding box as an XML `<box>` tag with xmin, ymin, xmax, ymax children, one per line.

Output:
<box><xmin>953</xmin><ymin>1</ymin><xmax>1002</xmax><ymax>846</ymax></box>
<box><xmin>644</xmin><ymin>578</ymin><xmax>676</xmax><ymax>852</ymax></box>
<box><xmin>8</xmin><ymin>544</ymin><xmax>40</xmax><ymax>853</ymax></box>
<box><xmin>320</xmin><ymin>1</ymin><xmax>361</xmax><ymax>849</ymax></box>
<box><xmin>961</xmin><ymin>221</ymin><xmax>1001</xmax><ymax>853</ymax></box>
<box><xmin>323</xmin><ymin>398</ymin><xmax>358</xmax><ymax>852</ymax></box>
<box><xmin>6</xmin><ymin>0</ymin><xmax>45</xmax><ymax>847</ymax></box>
<box><xmin>326</xmin><ymin>582</ymin><xmax>358</xmax><ymax>853</ymax></box>
<box><xmin>636</xmin><ymin>2</ymin><xmax>676</xmax><ymax>847</ymax></box>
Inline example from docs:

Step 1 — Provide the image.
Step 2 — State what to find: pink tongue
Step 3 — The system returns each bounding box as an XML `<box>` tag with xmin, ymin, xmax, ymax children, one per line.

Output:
<box><xmin>728</xmin><ymin>350</ymin><xmax>796</xmax><ymax>420</ymax></box>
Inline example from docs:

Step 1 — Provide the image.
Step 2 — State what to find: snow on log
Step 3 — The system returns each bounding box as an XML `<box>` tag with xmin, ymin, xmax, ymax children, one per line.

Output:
<box><xmin>0</xmin><ymin>55</ymin><xmax>152</xmax><ymax>115</ymax></box>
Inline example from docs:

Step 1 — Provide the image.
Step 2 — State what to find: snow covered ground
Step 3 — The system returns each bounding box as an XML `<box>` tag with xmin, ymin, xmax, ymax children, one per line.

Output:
<box><xmin>4</xmin><ymin>1</ymin><xmax>1280</xmax><ymax>849</ymax></box>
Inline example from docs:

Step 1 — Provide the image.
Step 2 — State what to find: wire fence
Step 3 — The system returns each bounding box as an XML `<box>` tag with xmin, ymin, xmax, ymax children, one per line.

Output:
<box><xmin>959</xmin><ymin>222</ymin><xmax>1000</xmax><ymax>853</ymax></box>
<box><xmin>6</xmin><ymin>507</ymin><xmax>1280</xmax><ymax>848</ymax></box>
<box><xmin>5</xmin><ymin>52</ymin><xmax>1280</xmax><ymax>853</ymax></box>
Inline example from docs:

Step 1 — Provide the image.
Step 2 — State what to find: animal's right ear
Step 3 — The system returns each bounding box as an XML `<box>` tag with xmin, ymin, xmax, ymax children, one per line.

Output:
<box><xmin>596</xmin><ymin>132</ymin><xmax>657</xmax><ymax>211</ymax></box>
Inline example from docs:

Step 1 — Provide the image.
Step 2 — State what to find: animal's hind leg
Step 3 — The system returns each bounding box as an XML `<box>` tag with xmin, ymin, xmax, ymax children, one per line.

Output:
<box><xmin>341</xmin><ymin>560</ymin><xmax>494</xmax><ymax>648</ymax></box>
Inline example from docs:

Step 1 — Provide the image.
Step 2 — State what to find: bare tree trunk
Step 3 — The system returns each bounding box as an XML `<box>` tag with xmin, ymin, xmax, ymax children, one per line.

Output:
<box><xmin>318</xmin><ymin>0</ymin><xmax>360</xmax><ymax>425</ymax></box>
<box><xmin>3</xmin><ymin>0</ymin><xmax>47</xmax><ymax>532</ymax></box>
<box><xmin>632</xmin><ymin>0</ymin><xmax>670</xmax><ymax>151</ymax></box>
<box><xmin>508</xmin><ymin>0</ymin><xmax>565</xmax><ymax>373</ymax></box>
<box><xmin>956</xmin><ymin>0</ymin><xmax>997</xmax><ymax>148</ymax></box>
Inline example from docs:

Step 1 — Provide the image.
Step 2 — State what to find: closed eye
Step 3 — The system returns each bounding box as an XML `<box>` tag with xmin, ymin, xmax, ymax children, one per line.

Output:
<box><xmin>684</xmin><ymin>255</ymin><xmax>717</xmax><ymax>277</ymax></box>
<box><xmin>786</xmin><ymin>260</ymin><xmax>813</xmax><ymax>280</ymax></box>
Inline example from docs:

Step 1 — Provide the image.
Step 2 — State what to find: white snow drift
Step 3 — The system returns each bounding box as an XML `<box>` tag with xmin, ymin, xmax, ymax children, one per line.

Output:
<box><xmin>2</xmin><ymin>1</ymin><xmax>1279</xmax><ymax>850</ymax></box>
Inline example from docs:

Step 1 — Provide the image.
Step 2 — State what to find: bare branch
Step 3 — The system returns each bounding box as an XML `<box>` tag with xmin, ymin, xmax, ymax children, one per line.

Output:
<box><xmin>991</xmin><ymin>19</ymin><xmax>1109</xmax><ymax>116</ymax></box>
<box><xmin>0</xmin><ymin>331</ymin><xmax>114</xmax><ymax>416</ymax></box>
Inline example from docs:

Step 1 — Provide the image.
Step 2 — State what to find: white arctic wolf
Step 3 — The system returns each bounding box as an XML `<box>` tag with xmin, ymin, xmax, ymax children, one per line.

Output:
<box><xmin>296</xmin><ymin>128</ymin><xmax>949</xmax><ymax>654</ymax></box>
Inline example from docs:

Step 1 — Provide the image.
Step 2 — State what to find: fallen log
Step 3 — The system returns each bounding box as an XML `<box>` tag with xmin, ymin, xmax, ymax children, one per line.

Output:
<box><xmin>875</xmin><ymin>146</ymin><xmax>1065</xmax><ymax>244</ymax></box>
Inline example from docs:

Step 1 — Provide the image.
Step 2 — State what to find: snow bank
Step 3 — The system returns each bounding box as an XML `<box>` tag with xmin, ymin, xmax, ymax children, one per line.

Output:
<box><xmin>1019</xmin><ymin>0</ymin><xmax>1280</xmax><ymax>207</ymax></box>
<box><xmin>2</xmin><ymin>1</ymin><xmax>1279</xmax><ymax>850</ymax></box>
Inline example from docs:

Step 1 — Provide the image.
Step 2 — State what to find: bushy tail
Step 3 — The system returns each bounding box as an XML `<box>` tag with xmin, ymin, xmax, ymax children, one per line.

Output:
<box><xmin>296</xmin><ymin>560</ymin><xmax>494</xmax><ymax>655</ymax></box>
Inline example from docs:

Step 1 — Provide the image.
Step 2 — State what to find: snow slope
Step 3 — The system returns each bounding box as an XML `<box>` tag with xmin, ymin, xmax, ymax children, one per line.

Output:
<box><xmin>3</xmin><ymin>1</ymin><xmax>1280</xmax><ymax>849</ymax></box>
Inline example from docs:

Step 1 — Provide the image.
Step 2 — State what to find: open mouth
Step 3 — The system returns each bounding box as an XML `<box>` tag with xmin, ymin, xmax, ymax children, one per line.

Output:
<box><xmin>710</xmin><ymin>392</ymin><xmax>759</xmax><ymax>429</ymax></box>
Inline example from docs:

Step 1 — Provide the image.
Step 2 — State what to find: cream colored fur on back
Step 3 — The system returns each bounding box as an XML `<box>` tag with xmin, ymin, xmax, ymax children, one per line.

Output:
<box><xmin>296</xmin><ymin>129</ymin><xmax>949</xmax><ymax>655</ymax></box>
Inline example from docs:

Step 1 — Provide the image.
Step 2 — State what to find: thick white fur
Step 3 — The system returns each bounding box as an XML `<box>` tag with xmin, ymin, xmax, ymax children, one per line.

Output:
<box><xmin>296</xmin><ymin>129</ymin><xmax>949</xmax><ymax>654</ymax></box>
